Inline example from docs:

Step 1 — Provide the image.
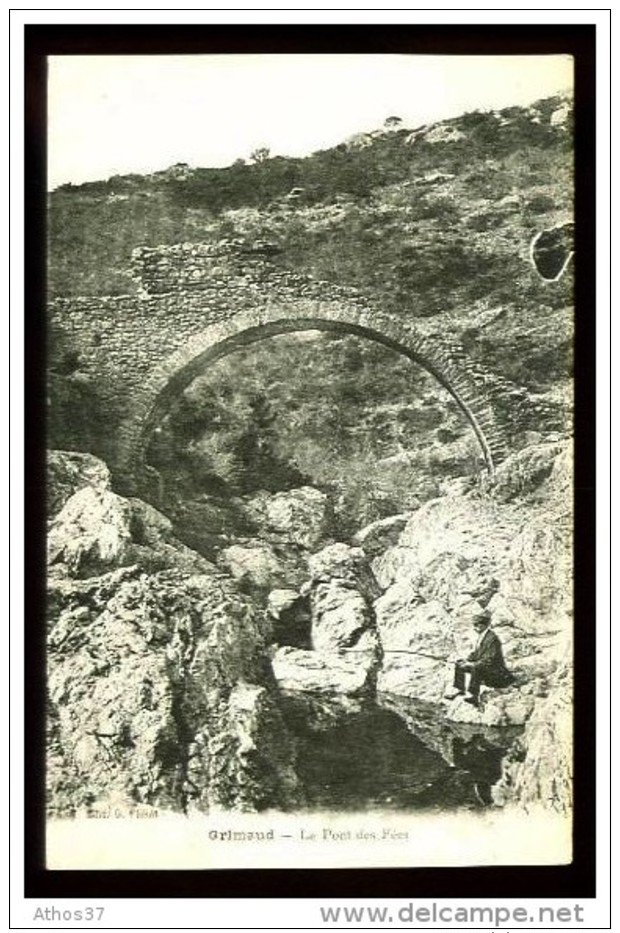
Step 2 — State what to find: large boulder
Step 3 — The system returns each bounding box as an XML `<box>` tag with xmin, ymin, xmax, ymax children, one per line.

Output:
<box><xmin>245</xmin><ymin>486</ymin><xmax>333</xmax><ymax>550</ymax></box>
<box><xmin>271</xmin><ymin>645</ymin><xmax>375</xmax><ymax>695</ymax></box>
<box><xmin>308</xmin><ymin>542</ymin><xmax>379</xmax><ymax>599</ymax></box>
<box><xmin>269</xmin><ymin>544</ymin><xmax>381</xmax><ymax>693</ymax></box>
<box><xmin>380</xmin><ymin>693</ymin><xmax>519</xmax><ymax>775</ymax></box>
<box><xmin>445</xmin><ymin>686</ymin><xmax>536</xmax><ymax>728</ymax></box>
<box><xmin>125</xmin><ymin>497</ymin><xmax>216</xmax><ymax>575</ymax></box>
<box><xmin>395</xmin><ymin>495</ymin><xmax>522</xmax><ymax>573</ymax></box>
<box><xmin>217</xmin><ymin>542</ymin><xmax>287</xmax><ymax>592</ymax></box>
<box><xmin>47</xmin><ymin>450</ymin><xmax>111</xmax><ymax>518</ymax></box>
<box><xmin>307</xmin><ymin>543</ymin><xmax>380</xmax><ymax>654</ymax></box>
<box><xmin>375</xmin><ymin>587</ymin><xmax>456</xmax><ymax>700</ymax></box>
<box><xmin>371</xmin><ymin>545</ymin><xmax>419</xmax><ymax>592</ymax></box>
<box><xmin>47</xmin><ymin>464</ymin><xmax>214</xmax><ymax>579</ymax></box>
<box><xmin>311</xmin><ymin>586</ymin><xmax>373</xmax><ymax>652</ymax></box>
<box><xmin>47</xmin><ymin>486</ymin><xmax>133</xmax><ymax>575</ymax></box>
<box><xmin>372</xmin><ymin>493</ymin><xmax>522</xmax><ymax>592</ymax></box>
<box><xmin>186</xmin><ymin>682</ymin><xmax>299</xmax><ymax>813</ymax></box>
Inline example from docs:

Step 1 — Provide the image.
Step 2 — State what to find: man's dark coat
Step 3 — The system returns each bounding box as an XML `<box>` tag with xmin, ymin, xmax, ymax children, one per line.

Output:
<box><xmin>467</xmin><ymin>628</ymin><xmax>513</xmax><ymax>687</ymax></box>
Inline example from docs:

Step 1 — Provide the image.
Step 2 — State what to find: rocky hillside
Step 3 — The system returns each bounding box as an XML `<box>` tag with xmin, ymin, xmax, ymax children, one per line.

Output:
<box><xmin>48</xmin><ymin>92</ymin><xmax>573</xmax><ymax>321</ymax></box>
<box><xmin>48</xmin><ymin>93</ymin><xmax>574</xmax><ymax>530</ymax></box>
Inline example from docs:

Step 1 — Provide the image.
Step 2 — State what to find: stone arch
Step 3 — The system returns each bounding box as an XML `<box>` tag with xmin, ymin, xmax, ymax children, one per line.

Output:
<box><xmin>114</xmin><ymin>299</ymin><xmax>509</xmax><ymax>492</ymax></box>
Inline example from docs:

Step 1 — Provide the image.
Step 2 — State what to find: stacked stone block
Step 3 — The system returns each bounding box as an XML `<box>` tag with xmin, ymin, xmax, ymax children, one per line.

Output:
<box><xmin>50</xmin><ymin>239</ymin><xmax>518</xmax><ymax>491</ymax></box>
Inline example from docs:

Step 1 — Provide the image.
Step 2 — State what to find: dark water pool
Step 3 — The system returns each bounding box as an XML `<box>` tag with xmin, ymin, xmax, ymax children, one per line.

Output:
<box><xmin>280</xmin><ymin>695</ymin><xmax>509</xmax><ymax>811</ymax></box>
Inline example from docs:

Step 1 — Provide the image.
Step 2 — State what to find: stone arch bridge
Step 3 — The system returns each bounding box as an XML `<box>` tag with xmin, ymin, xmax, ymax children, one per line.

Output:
<box><xmin>50</xmin><ymin>241</ymin><xmax>521</xmax><ymax>494</ymax></box>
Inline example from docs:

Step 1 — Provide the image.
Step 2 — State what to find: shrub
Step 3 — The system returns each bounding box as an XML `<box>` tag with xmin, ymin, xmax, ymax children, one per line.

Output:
<box><xmin>525</xmin><ymin>194</ymin><xmax>556</xmax><ymax>215</ymax></box>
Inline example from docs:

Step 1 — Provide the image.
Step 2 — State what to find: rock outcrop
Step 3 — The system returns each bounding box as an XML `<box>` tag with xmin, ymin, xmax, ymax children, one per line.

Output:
<box><xmin>48</xmin><ymin>485</ymin><xmax>134</xmax><ymax>575</ymax></box>
<box><xmin>217</xmin><ymin>542</ymin><xmax>289</xmax><ymax>593</ymax></box>
<box><xmin>244</xmin><ymin>486</ymin><xmax>334</xmax><ymax>550</ymax></box>
<box><xmin>270</xmin><ymin>543</ymin><xmax>381</xmax><ymax>695</ymax></box>
<box><xmin>47</xmin><ymin>451</ymin><xmax>301</xmax><ymax>816</ymax></box>
<box><xmin>48</xmin><ymin>473</ymin><xmax>215</xmax><ymax>579</ymax></box>
<box><xmin>308</xmin><ymin>543</ymin><xmax>380</xmax><ymax>651</ymax></box>
<box><xmin>493</xmin><ymin>662</ymin><xmax>572</xmax><ymax>813</ymax></box>
<box><xmin>271</xmin><ymin>647</ymin><xmax>374</xmax><ymax>695</ymax></box>
<box><xmin>213</xmin><ymin>486</ymin><xmax>335</xmax><ymax>597</ymax></box>
<box><xmin>371</xmin><ymin>441</ymin><xmax>573</xmax><ymax>806</ymax></box>
<box><xmin>47</xmin><ymin>449</ymin><xmax>111</xmax><ymax>516</ymax></box>
<box><xmin>352</xmin><ymin>513</ymin><xmax>411</xmax><ymax>561</ymax></box>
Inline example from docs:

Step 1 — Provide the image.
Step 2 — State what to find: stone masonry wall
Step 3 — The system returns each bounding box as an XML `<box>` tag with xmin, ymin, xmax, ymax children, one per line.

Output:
<box><xmin>49</xmin><ymin>240</ymin><xmax>519</xmax><ymax>490</ymax></box>
<box><xmin>50</xmin><ymin>242</ymin><xmax>370</xmax><ymax>418</ymax></box>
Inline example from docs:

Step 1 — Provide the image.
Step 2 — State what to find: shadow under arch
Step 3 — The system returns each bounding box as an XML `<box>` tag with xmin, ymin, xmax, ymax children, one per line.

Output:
<box><xmin>114</xmin><ymin>303</ymin><xmax>509</xmax><ymax>495</ymax></box>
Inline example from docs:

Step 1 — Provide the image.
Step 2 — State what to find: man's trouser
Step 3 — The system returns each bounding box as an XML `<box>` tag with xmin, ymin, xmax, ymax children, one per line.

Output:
<box><xmin>454</xmin><ymin>661</ymin><xmax>512</xmax><ymax>699</ymax></box>
<box><xmin>454</xmin><ymin>661</ymin><xmax>484</xmax><ymax>699</ymax></box>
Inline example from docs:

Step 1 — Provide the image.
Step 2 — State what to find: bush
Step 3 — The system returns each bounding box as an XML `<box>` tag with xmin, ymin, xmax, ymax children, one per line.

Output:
<box><xmin>148</xmin><ymin>387</ymin><xmax>310</xmax><ymax>499</ymax></box>
<box><xmin>466</xmin><ymin>211</ymin><xmax>506</xmax><ymax>231</ymax></box>
<box><xmin>525</xmin><ymin>194</ymin><xmax>556</xmax><ymax>215</ymax></box>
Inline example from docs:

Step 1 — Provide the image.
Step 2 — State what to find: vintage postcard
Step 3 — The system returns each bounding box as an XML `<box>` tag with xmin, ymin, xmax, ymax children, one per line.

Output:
<box><xmin>42</xmin><ymin>44</ymin><xmax>580</xmax><ymax>873</ymax></box>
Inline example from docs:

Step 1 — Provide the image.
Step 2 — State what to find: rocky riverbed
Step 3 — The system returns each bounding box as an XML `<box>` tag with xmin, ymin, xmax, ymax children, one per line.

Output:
<box><xmin>46</xmin><ymin>441</ymin><xmax>572</xmax><ymax>816</ymax></box>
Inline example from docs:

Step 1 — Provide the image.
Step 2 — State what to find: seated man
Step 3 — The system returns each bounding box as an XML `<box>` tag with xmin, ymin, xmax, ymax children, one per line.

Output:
<box><xmin>446</xmin><ymin>610</ymin><xmax>513</xmax><ymax>705</ymax></box>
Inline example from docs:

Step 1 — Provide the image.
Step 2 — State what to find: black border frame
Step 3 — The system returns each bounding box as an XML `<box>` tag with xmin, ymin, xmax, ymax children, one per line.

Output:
<box><xmin>24</xmin><ymin>22</ymin><xmax>598</xmax><ymax>900</ymax></box>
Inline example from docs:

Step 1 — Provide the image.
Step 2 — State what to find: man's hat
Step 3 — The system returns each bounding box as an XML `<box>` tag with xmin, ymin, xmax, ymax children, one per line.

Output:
<box><xmin>472</xmin><ymin>608</ymin><xmax>491</xmax><ymax>624</ymax></box>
